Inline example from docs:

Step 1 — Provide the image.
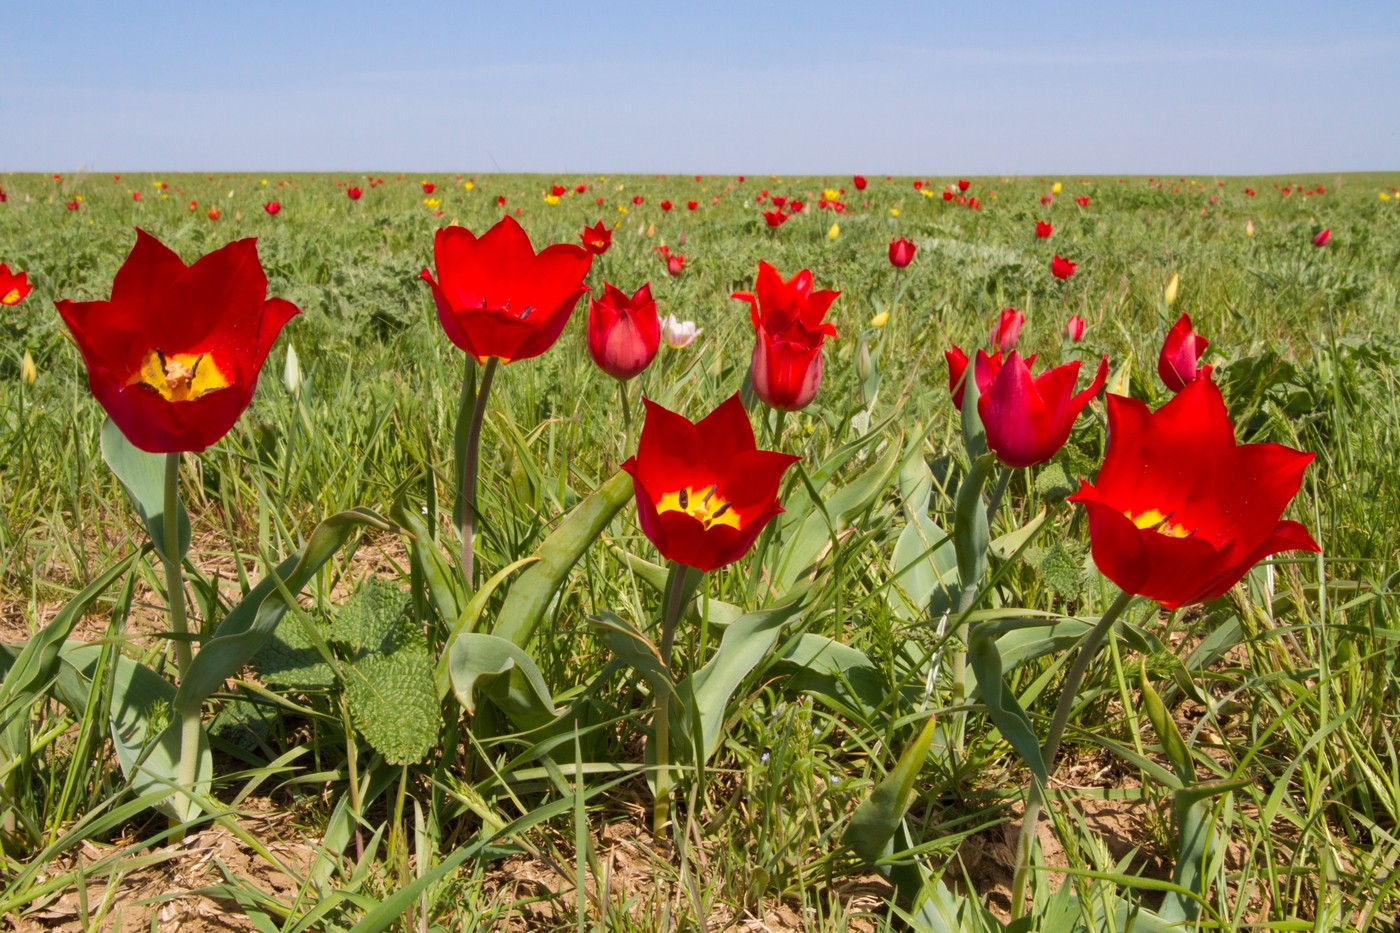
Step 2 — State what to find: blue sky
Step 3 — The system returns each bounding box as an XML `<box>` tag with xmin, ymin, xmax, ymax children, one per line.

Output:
<box><xmin>4</xmin><ymin>1</ymin><xmax>1396</xmax><ymax>174</ymax></box>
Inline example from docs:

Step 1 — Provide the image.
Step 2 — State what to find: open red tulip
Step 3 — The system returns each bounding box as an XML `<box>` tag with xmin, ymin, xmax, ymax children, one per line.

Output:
<box><xmin>1</xmin><ymin>263</ymin><xmax>33</xmax><ymax>306</ymax></box>
<box><xmin>580</xmin><ymin>220</ymin><xmax>612</xmax><ymax>255</ymax></box>
<box><xmin>420</xmin><ymin>215</ymin><xmax>592</xmax><ymax>364</ymax></box>
<box><xmin>732</xmin><ymin>261</ymin><xmax>839</xmax><ymax>411</ymax></box>
<box><xmin>1068</xmin><ymin>378</ymin><xmax>1319</xmax><ymax>609</ymax></box>
<box><xmin>1158</xmin><ymin>313</ymin><xmax>1211</xmax><ymax>392</ymax></box>
<box><xmin>621</xmin><ymin>394</ymin><xmax>799</xmax><ymax>571</ymax></box>
<box><xmin>55</xmin><ymin>229</ymin><xmax>299</xmax><ymax>453</ymax></box>
<box><xmin>976</xmin><ymin>350</ymin><xmax>1108</xmax><ymax>468</ymax></box>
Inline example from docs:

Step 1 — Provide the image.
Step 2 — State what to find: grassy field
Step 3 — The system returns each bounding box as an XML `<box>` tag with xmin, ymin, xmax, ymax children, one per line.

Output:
<box><xmin>1</xmin><ymin>168</ymin><xmax>1398</xmax><ymax>931</ymax></box>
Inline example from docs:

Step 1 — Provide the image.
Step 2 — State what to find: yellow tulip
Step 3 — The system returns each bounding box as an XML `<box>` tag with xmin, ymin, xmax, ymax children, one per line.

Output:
<box><xmin>1164</xmin><ymin>272</ymin><xmax>1179</xmax><ymax>306</ymax></box>
<box><xmin>889</xmin><ymin>207</ymin><xmax>900</xmax><ymax>217</ymax></box>
<box><xmin>827</xmin><ymin>223</ymin><xmax>840</xmax><ymax>241</ymax></box>
<box><xmin>823</xmin><ymin>188</ymin><xmax>840</xmax><ymax>201</ymax></box>
<box><xmin>20</xmin><ymin>349</ymin><xmax>36</xmax><ymax>386</ymax></box>
<box><xmin>1051</xmin><ymin>182</ymin><xmax>1062</xmax><ymax>194</ymax></box>
<box><xmin>1381</xmin><ymin>192</ymin><xmax>1392</xmax><ymax>201</ymax></box>
<box><xmin>544</xmin><ymin>194</ymin><xmax>560</xmax><ymax>205</ymax></box>
<box><xmin>870</xmin><ymin>311</ymin><xmax>889</xmax><ymax>328</ymax></box>
<box><xmin>463</xmin><ymin>181</ymin><xmax>475</xmax><ymax>190</ymax></box>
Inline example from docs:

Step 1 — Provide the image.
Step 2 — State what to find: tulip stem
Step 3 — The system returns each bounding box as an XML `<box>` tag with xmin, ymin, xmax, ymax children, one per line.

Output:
<box><xmin>744</xmin><ymin>409</ymin><xmax>789</xmax><ymax>606</ymax></box>
<box><xmin>459</xmin><ymin>356</ymin><xmax>498</xmax><ymax>588</ymax></box>
<box><xmin>1009</xmin><ymin>587</ymin><xmax>1137</xmax><ymax>918</ymax></box>
<box><xmin>619</xmin><ymin>380</ymin><xmax>634</xmax><ymax>458</ymax></box>
<box><xmin>162</xmin><ymin>453</ymin><xmax>200</xmax><ymax>824</ymax></box>
<box><xmin>653</xmin><ymin>562</ymin><xmax>697</xmax><ymax>838</ymax></box>
<box><xmin>986</xmin><ymin>465</ymin><xmax>1013</xmax><ymax>526</ymax></box>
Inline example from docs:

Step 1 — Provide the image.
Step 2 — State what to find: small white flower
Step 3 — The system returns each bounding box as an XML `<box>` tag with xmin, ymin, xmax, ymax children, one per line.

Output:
<box><xmin>660</xmin><ymin>314</ymin><xmax>700</xmax><ymax>349</ymax></box>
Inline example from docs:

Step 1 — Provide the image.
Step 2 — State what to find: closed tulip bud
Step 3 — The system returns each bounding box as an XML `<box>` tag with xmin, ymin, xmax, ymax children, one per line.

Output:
<box><xmin>587</xmin><ymin>283</ymin><xmax>661</xmax><ymax>381</ymax></box>
<box><xmin>284</xmin><ymin>343</ymin><xmax>302</xmax><ymax>397</ymax></box>
<box><xmin>888</xmin><ymin>236</ymin><xmax>917</xmax><ymax>268</ymax></box>
<box><xmin>1246</xmin><ymin>219</ymin><xmax>1255</xmax><ymax>237</ymax></box>
<box><xmin>991</xmin><ymin>307</ymin><xmax>1025</xmax><ymax>353</ymax></box>
<box><xmin>870</xmin><ymin>311</ymin><xmax>889</xmax><ymax>329</ymax></box>
<box><xmin>21</xmin><ymin>349</ymin><xmax>36</xmax><ymax>385</ymax></box>
<box><xmin>1065</xmin><ymin>315</ymin><xmax>1085</xmax><ymax>342</ymax></box>
<box><xmin>1312</xmin><ymin>227</ymin><xmax>1330</xmax><ymax>247</ymax></box>
<box><xmin>827</xmin><ymin>222</ymin><xmax>840</xmax><ymax>241</ymax></box>
<box><xmin>1164</xmin><ymin>272</ymin><xmax>1179</xmax><ymax>306</ymax></box>
<box><xmin>856</xmin><ymin>338</ymin><xmax>872</xmax><ymax>382</ymax></box>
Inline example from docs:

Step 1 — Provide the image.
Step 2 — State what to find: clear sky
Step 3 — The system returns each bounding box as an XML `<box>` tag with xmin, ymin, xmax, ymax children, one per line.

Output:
<box><xmin>4</xmin><ymin>1</ymin><xmax>1396</xmax><ymax>175</ymax></box>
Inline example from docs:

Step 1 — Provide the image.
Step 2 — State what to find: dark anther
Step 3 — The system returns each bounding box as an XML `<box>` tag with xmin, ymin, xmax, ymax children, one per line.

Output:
<box><xmin>711</xmin><ymin>502</ymin><xmax>732</xmax><ymax>520</ymax></box>
<box><xmin>678</xmin><ymin>488</ymin><xmax>689</xmax><ymax>508</ymax></box>
<box><xmin>700</xmin><ymin>483</ymin><xmax>719</xmax><ymax>505</ymax></box>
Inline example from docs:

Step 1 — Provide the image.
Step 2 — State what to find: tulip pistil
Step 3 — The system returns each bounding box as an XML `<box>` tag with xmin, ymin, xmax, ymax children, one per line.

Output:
<box><xmin>658</xmin><ymin>483</ymin><xmax>741</xmax><ymax>530</ymax></box>
<box><xmin>1127</xmin><ymin>507</ymin><xmax>1196</xmax><ymax>539</ymax></box>
<box><xmin>130</xmin><ymin>348</ymin><xmax>231</xmax><ymax>402</ymax></box>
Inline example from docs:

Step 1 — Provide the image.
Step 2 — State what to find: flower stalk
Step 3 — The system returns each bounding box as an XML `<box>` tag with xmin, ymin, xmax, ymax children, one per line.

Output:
<box><xmin>458</xmin><ymin>356</ymin><xmax>499</xmax><ymax>586</ymax></box>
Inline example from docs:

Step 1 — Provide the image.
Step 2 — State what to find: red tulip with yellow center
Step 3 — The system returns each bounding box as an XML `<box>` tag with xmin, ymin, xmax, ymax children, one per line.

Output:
<box><xmin>1067</xmin><ymin>377</ymin><xmax>1319</xmax><ymax>609</ymax></box>
<box><xmin>621</xmin><ymin>394</ymin><xmax>799</xmax><ymax>572</ymax></box>
<box><xmin>420</xmin><ymin>215</ymin><xmax>592</xmax><ymax>364</ymax></box>
<box><xmin>1</xmin><ymin>263</ymin><xmax>33</xmax><ymax>306</ymax></box>
<box><xmin>55</xmin><ymin>229</ymin><xmax>299</xmax><ymax>453</ymax></box>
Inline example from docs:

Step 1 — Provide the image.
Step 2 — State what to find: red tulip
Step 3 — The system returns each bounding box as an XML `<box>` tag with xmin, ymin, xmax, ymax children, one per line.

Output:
<box><xmin>264</xmin><ymin>201</ymin><xmax>281</xmax><ymax>216</ymax></box>
<box><xmin>580</xmin><ymin>220</ymin><xmax>612</xmax><ymax>255</ymax></box>
<box><xmin>1075</xmin><ymin>196</ymin><xmax>1090</xmax><ymax>207</ymax></box>
<box><xmin>976</xmin><ymin>350</ymin><xmax>1108</xmax><ymax>468</ymax></box>
<box><xmin>991</xmin><ymin>307</ymin><xmax>1024</xmax><ymax>353</ymax></box>
<box><xmin>0</xmin><ymin>263</ymin><xmax>33</xmax><ymax>306</ymax></box>
<box><xmin>587</xmin><ymin>282</ymin><xmax>660</xmax><ymax>381</ymax></box>
<box><xmin>1312</xmin><ymin>227</ymin><xmax>1330</xmax><ymax>247</ymax></box>
<box><xmin>420</xmin><ymin>215</ymin><xmax>592</xmax><ymax>364</ymax></box>
<box><xmin>788</xmin><ymin>200</ymin><xmax>804</xmax><ymax>213</ymax></box>
<box><xmin>1065</xmin><ymin>315</ymin><xmax>1085</xmax><ymax>342</ymax></box>
<box><xmin>1050</xmin><ymin>255</ymin><xmax>1077</xmax><ymax>280</ymax></box>
<box><xmin>764</xmin><ymin>209</ymin><xmax>789</xmax><ymax>228</ymax></box>
<box><xmin>188</xmin><ymin>199</ymin><xmax>198</xmax><ymax>212</ymax></box>
<box><xmin>1157</xmin><ymin>313</ymin><xmax>1210</xmax><ymax>392</ymax></box>
<box><xmin>687</xmin><ymin>200</ymin><xmax>698</xmax><ymax>211</ymax></box>
<box><xmin>632</xmin><ymin>195</ymin><xmax>644</xmax><ymax>205</ymax></box>
<box><xmin>942</xmin><ymin>190</ymin><xmax>954</xmax><ymax>202</ymax></box>
<box><xmin>421</xmin><ymin>181</ymin><xmax>436</xmax><ymax>194</ymax></box>
<box><xmin>849</xmin><ymin>175</ymin><xmax>866</xmax><ymax>191</ymax></box>
<box><xmin>733</xmin><ymin>261</ymin><xmax>839</xmax><ymax>412</ymax></box>
<box><xmin>575</xmin><ymin>183</ymin><xmax>588</xmax><ymax>194</ymax></box>
<box><xmin>551</xmin><ymin>184</ymin><xmax>567</xmax><ymax>197</ymax></box>
<box><xmin>621</xmin><ymin>394</ymin><xmax>799</xmax><ymax>571</ymax></box>
<box><xmin>913</xmin><ymin>180</ymin><xmax>923</xmax><ymax>190</ymax></box>
<box><xmin>946</xmin><ymin>345</ymin><xmax>1022</xmax><ymax>411</ymax></box>
<box><xmin>654</xmin><ymin>245</ymin><xmax>685</xmax><ymax>277</ymax></box>
<box><xmin>770</xmin><ymin>195</ymin><xmax>787</xmax><ymax>208</ymax></box>
<box><xmin>957</xmin><ymin>179</ymin><xmax>970</xmax><ymax>192</ymax></box>
<box><xmin>888</xmin><ymin>236</ymin><xmax>917</xmax><ymax>268</ymax></box>
<box><xmin>206</xmin><ymin>206</ymin><xmax>221</xmax><ymax>221</ymax></box>
<box><xmin>131</xmin><ymin>191</ymin><xmax>141</xmax><ymax>202</ymax></box>
<box><xmin>1067</xmin><ymin>378</ymin><xmax>1319</xmax><ymax>609</ymax></box>
<box><xmin>346</xmin><ymin>186</ymin><xmax>363</xmax><ymax>201</ymax></box>
<box><xmin>1244</xmin><ymin>187</ymin><xmax>1255</xmax><ymax>197</ymax></box>
<box><xmin>497</xmin><ymin>195</ymin><xmax>507</xmax><ymax>208</ymax></box>
<box><xmin>660</xmin><ymin>200</ymin><xmax>673</xmax><ymax>211</ymax></box>
<box><xmin>1035</xmin><ymin>220</ymin><xmax>1053</xmax><ymax>239</ymax></box>
<box><xmin>54</xmin><ymin>229</ymin><xmax>299</xmax><ymax>453</ymax></box>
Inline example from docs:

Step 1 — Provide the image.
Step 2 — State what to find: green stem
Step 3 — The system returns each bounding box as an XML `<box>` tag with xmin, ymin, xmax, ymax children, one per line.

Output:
<box><xmin>619</xmin><ymin>379</ymin><xmax>634</xmax><ymax>458</ymax></box>
<box><xmin>459</xmin><ymin>356</ymin><xmax>499</xmax><ymax>588</ymax></box>
<box><xmin>652</xmin><ymin>562</ymin><xmax>695</xmax><ymax>837</ymax></box>
<box><xmin>985</xmin><ymin>465</ymin><xmax>1013</xmax><ymax>527</ymax></box>
<box><xmin>744</xmin><ymin>409</ymin><xmax>789</xmax><ymax>605</ymax></box>
<box><xmin>1009</xmin><ymin>587</ymin><xmax>1137</xmax><ymax>918</ymax></box>
<box><xmin>162</xmin><ymin>453</ymin><xmax>201</xmax><ymax>823</ymax></box>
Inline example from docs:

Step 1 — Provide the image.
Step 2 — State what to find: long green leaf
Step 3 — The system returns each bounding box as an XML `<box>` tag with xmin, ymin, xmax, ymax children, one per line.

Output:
<box><xmin>968</xmin><ymin>626</ymin><xmax>1047</xmax><ymax>784</ymax></box>
<box><xmin>175</xmin><ymin>508</ymin><xmax>396</xmax><ymax>715</ymax></box>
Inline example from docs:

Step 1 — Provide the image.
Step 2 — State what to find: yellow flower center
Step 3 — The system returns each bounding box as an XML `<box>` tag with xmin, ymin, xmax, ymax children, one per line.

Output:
<box><xmin>128</xmin><ymin>349</ymin><xmax>231</xmax><ymax>402</ymax></box>
<box><xmin>1126</xmin><ymin>508</ymin><xmax>1195</xmax><ymax>539</ymax></box>
<box><xmin>1</xmin><ymin>289</ymin><xmax>20</xmax><ymax>305</ymax></box>
<box><xmin>656</xmin><ymin>483</ymin><xmax>741</xmax><ymax>530</ymax></box>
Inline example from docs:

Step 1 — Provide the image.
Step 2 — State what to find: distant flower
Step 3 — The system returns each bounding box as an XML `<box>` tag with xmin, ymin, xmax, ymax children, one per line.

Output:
<box><xmin>1312</xmin><ymin>227</ymin><xmax>1330</xmax><ymax>247</ymax></box>
<box><xmin>544</xmin><ymin>194</ymin><xmax>560</xmax><ymax>205</ymax></box>
<box><xmin>660</xmin><ymin>200</ymin><xmax>673</xmax><ymax>211</ymax></box>
<box><xmin>1050</xmin><ymin>255</ymin><xmax>1077</xmax><ymax>280</ymax></box>
<box><xmin>1245</xmin><ymin>219</ymin><xmax>1255</xmax><ymax>237</ymax></box>
<box><xmin>687</xmin><ymin>200</ymin><xmax>698</xmax><ymax>210</ymax></box>
<box><xmin>1244</xmin><ymin>187</ymin><xmax>1256</xmax><ymax>197</ymax></box>
<box><xmin>0</xmin><ymin>263</ymin><xmax>33</xmax><ymax>306</ymax></box>
<box><xmin>770</xmin><ymin>195</ymin><xmax>787</xmax><ymax>208</ymax></box>
<box><xmin>20</xmin><ymin>348</ymin><xmax>35</xmax><ymax>385</ymax></box>
<box><xmin>660</xmin><ymin>313</ymin><xmax>700</xmax><ymax>348</ymax></box>
<box><xmin>633</xmin><ymin>195</ymin><xmax>644</xmax><ymax>205</ymax></box>
<box><xmin>991</xmin><ymin>307</ymin><xmax>1025</xmax><ymax>353</ymax></box>
<box><xmin>827</xmin><ymin>222</ymin><xmax>840</xmax><ymax>241</ymax></box>
<box><xmin>1065</xmin><ymin>315</ymin><xmax>1085</xmax><ymax>342</ymax></box>
<box><xmin>206</xmin><ymin>206</ymin><xmax>221</xmax><ymax>221</ymax></box>
<box><xmin>764</xmin><ymin>209</ymin><xmax>789</xmax><ymax>227</ymax></box>
<box><xmin>423</xmin><ymin>198</ymin><xmax>441</xmax><ymax>210</ymax></box>
<box><xmin>1158</xmin><ymin>313</ymin><xmax>1211</xmax><ymax>392</ymax></box>
<box><xmin>421</xmin><ymin>181</ymin><xmax>436</xmax><ymax>194</ymax></box>
<box><xmin>788</xmin><ymin>200</ymin><xmax>803</xmax><ymax>213</ymax></box>
<box><xmin>1035</xmin><ymin>220</ymin><xmax>1053</xmax><ymax>239</ymax></box>
<box><xmin>1051</xmin><ymin>182</ymin><xmax>1062</xmax><ymax>194</ymax></box>
<box><xmin>870</xmin><ymin>311</ymin><xmax>889</xmax><ymax>328</ymax></box>
<box><xmin>957</xmin><ymin>179</ymin><xmax>970</xmax><ymax>192</ymax></box>
<box><xmin>575</xmin><ymin>183</ymin><xmax>587</xmax><ymax>194</ymax></box>
<box><xmin>580</xmin><ymin>220</ymin><xmax>612</xmax><ymax>255</ymax></box>
<box><xmin>853</xmin><ymin>175</ymin><xmax>867</xmax><ymax>191</ymax></box>
<box><xmin>1075</xmin><ymin>196</ymin><xmax>1090</xmax><ymax>207</ymax></box>
<box><xmin>551</xmin><ymin>184</ymin><xmax>567</xmax><ymax>197</ymax></box>
<box><xmin>347</xmin><ymin>186</ymin><xmax>363</xmax><ymax>201</ymax></box>
<box><xmin>888</xmin><ymin>236</ymin><xmax>916</xmax><ymax>268</ymax></box>
<box><xmin>264</xmin><ymin>201</ymin><xmax>281</xmax><ymax>215</ymax></box>
<box><xmin>655</xmin><ymin>245</ymin><xmax>684</xmax><ymax>276</ymax></box>
<box><xmin>497</xmin><ymin>195</ymin><xmax>507</xmax><ymax>207</ymax></box>
<box><xmin>131</xmin><ymin>191</ymin><xmax>141</xmax><ymax>202</ymax></box>
<box><xmin>1164</xmin><ymin>272</ymin><xmax>1179</xmax><ymax>306</ymax></box>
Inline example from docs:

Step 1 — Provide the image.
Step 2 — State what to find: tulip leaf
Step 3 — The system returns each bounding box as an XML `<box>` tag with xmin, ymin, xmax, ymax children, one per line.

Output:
<box><xmin>447</xmin><ymin>632</ymin><xmax>558</xmax><ymax>731</ymax></box>
<box><xmin>493</xmin><ymin>470</ymin><xmax>633</xmax><ymax>649</ymax></box>
<box><xmin>0</xmin><ymin>552</ymin><xmax>138</xmax><ymax>757</ymax></box>
<box><xmin>890</xmin><ymin>514</ymin><xmax>957</xmax><ymax>622</ymax></box>
<box><xmin>392</xmin><ymin>496</ymin><xmax>465</xmax><ymax>628</ymax></box>
<box><xmin>968</xmin><ymin>625</ymin><xmax>1047</xmax><ymax>784</ymax></box>
<box><xmin>988</xmin><ymin>508</ymin><xmax>1048</xmax><ymax>560</ymax></box>
<box><xmin>175</xmin><ymin>508</ymin><xmax>397</xmax><ymax>716</ymax></box>
<box><xmin>770</xmin><ymin>633</ymin><xmax>887</xmax><ymax>724</ymax></box>
<box><xmin>100</xmin><ymin>419</ymin><xmax>190</xmax><ymax>563</ymax></box>
<box><xmin>677</xmin><ymin>598</ymin><xmax>806</xmax><ymax>762</ymax></box>
<box><xmin>611</xmin><ymin>549</ymin><xmax>744</xmax><ymax>628</ymax></box>
<box><xmin>844</xmin><ymin>714</ymin><xmax>938</xmax><ymax>864</ymax></box>
<box><xmin>1139</xmin><ymin>662</ymin><xmax>1195</xmax><ymax>786</ymax></box>
<box><xmin>959</xmin><ymin>359</ymin><xmax>987</xmax><ymax>461</ymax></box>
<box><xmin>774</xmin><ymin>434</ymin><xmax>906</xmax><ymax>593</ymax></box>
<box><xmin>953</xmin><ymin>455</ymin><xmax>993</xmax><ymax>596</ymax></box>
<box><xmin>591</xmin><ymin>610</ymin><xmax>675</xmax><ymax>701</ymax></box>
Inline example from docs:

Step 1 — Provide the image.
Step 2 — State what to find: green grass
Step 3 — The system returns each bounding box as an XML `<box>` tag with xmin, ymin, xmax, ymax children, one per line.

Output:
<box><xmin>1</xmin><ymin>168</ymin><xmax>1398</xmax><ymax>931</ymax></box>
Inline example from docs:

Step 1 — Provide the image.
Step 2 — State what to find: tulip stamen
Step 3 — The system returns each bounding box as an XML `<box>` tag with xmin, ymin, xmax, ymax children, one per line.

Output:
<box><xmin>658</xmin><ymin>483</ymin><xmax>742</xmax><ymax>531</ymax></box>
<box><xmin>1128</xmin><ymin>507</ymin><xmax>1197</xmax><ymax>539</ymax></box>
<box><xmin>2</xmin><ymin>289</ymin><xmax>21</xmax><ymax>305</ymax></box>
<box><xmin>129</xmin><ymin>347</ymin><xmax>231</xmax><ymax>402</ymax></box>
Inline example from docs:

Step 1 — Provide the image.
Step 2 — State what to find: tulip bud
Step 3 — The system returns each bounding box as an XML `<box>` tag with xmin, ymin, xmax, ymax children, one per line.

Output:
<box><xmin>991</xmin><ymin>308</ymin><xmax>1025</xmax><ymax>353</ymax></box>
<box><xmin>1312</xmin><ymin>227</ymin><xmax>1330</xmax><ymax>247</ymax></box>
<box><xmin>869</xmin><ymin>311</ymin><xmax>889</xmax><ymax>329</ymax></box>
<box><xmin>827</xmin><ymin>223</ymin><xmax>840</xmax><ymax>241</ymax></box>
<box><xmin>660</xmin><ymin>314</ymin><xmax>700</xmax><ymax>349</ymax></box>
<box><xmin>1064</xmin><ymin>315</ymin><xmax>1085</xmax><ymax>342</ymax></box>
<box><xmin>856</xmin><ymin>338</ymin><xmax>872</xmax><ymax>383</ymax></box>
<box><xmin>1164</xmin><ymin>272</ymin><xmax>1179</xmax><ymax>306</ymax></box>
<box><xmin>20</xmin><ymin>349</ymin><xmax>36</xmax><ymax>385</ymax></box>
<box><xmin>284</xmin><ymin>343</ymin><xmax>302</xmax><ymax>397</ymax></box>
<box><xmin>1246</xmin><ymin>219</ymin><xmax>1255</xmax><ymax>237</ymax></box>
